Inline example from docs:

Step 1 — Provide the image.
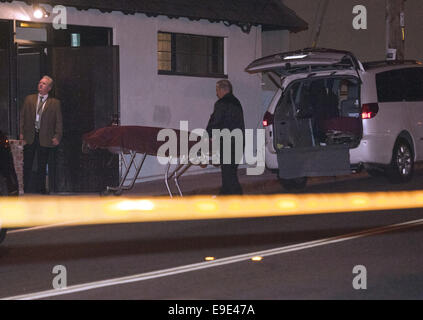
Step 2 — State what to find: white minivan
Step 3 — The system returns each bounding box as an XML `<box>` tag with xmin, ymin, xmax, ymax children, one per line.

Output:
<box><xmin>246</xmin><ymin>48</ymin><xmax>423</xmax><ymax>189</ymax></box>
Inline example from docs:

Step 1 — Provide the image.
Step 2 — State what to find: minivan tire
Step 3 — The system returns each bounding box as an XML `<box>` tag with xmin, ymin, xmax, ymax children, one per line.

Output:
<box><xmin>388</xmin><ymin>139</ymin><xmax>414</xmax><ymax>184</ymax></box>
<box><xmin>279</xmin><ymin>177</ymin><xmax>308</xmax><ymax>191</ymax></box>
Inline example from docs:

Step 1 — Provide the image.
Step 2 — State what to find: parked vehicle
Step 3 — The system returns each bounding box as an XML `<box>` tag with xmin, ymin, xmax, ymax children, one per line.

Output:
<box><xmin>246</xmin><ymin>48</ymin><xmax>423</xmax><ymax>189</ymax></box>
<box><xmin>0</xmin><ymin>130</ymin><xmax>19</xmax><ymax>244</ymax></box>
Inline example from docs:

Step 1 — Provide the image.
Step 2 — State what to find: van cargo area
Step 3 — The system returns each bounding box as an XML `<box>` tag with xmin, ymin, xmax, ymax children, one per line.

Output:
<box><xmin>274</xmin><ymin>76</ymin><xmax>363</xmax><ymax>179</ymax></box>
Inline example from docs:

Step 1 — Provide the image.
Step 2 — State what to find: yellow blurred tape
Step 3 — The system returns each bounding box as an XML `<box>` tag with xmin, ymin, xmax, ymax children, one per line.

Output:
<box><xmin>1</xmin><ymin>191</ymin><xmax>423</xmax><ymax>228</ymax></box>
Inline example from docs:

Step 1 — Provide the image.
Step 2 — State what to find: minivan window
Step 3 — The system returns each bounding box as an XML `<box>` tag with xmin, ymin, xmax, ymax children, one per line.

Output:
<box><xmin>402</xmin><ymin>68</ymin><xmax>423</xmax><ymax>102</ymax></box>
<box><xmin>376</xmin><ymin>69</ymin><xmax>405</xmax><ymax>102</ymax></box>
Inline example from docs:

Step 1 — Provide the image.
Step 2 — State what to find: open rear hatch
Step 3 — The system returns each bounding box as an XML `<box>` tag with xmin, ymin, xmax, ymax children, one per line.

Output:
<box><xmin>246</xmin><ymin>48</ymin><xmax>364</xmax><ymax>76</ymax></box>
<box><xmin>246</xmin><ymin>49</ymin><xmax>364</xmax><ymax>179</ymax></box>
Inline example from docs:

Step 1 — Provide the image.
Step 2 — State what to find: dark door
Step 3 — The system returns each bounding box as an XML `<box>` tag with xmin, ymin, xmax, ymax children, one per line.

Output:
<box><xmin>51</xmin><ymin>46</ymin><xmax>120</xmax><ymax>193</ymax></box>
<box><xmin>17</xmin><ymin>44</ymin><xmax>48</xmax><ymax>121</ymax></box>
<box><xmin>0</xmin><ymin>20</ymin><xmax>14</xmax><ymax>136</ymax></box>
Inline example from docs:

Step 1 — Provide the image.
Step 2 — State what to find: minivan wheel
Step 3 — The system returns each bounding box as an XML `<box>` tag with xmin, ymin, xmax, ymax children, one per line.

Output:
<box><xmin>388</xmin><ymin>139</ymin><xmax>414</xmax><ymax>183</ymax></box>
<box><xmin>279</xmin><ymin>177</ymin><xmax>308</xmax><ymax>191</ymax></box>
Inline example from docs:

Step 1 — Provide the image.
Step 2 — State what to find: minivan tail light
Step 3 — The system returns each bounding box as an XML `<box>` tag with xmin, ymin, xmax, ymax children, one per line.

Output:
<box><xmin>362</xmin><ymin>103</ymin><xmax>379</xmax><ymax>119</ymax></box>
<box><xmin>263</xmin><ymin>111</ymin><xmax>274</xmax><ymax>127</ymax></box>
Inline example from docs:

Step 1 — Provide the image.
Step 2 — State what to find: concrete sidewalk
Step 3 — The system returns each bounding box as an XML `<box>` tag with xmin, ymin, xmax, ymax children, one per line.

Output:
<box><xmin>125</xmin><ymin>167</ymin><xmax>369</xmax><ymax>197</ymax></box>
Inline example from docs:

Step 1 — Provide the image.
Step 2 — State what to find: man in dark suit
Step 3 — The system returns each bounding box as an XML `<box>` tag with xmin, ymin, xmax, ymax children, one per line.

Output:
<box><xmin>206</xmin><ymin>80</ymin><xmax>245</xmax><ymax>195</ymax></box>
<box><xmin>20</xmin><ymin>76</ymin><xmax>63</xmax><ymax>194</ymax></box>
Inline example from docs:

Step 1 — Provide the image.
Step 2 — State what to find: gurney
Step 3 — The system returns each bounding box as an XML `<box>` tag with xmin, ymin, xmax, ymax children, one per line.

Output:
<box><xmin>82</xmin><ymin>126</ymin><xmax>214</xmax><ymax>197</ymax></box>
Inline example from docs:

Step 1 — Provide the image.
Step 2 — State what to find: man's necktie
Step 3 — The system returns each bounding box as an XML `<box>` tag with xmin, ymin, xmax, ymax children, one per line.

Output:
<box><xmin>35</xmin><ymin>97</ymin><xmax>45</xmax><ymax>130</ymax></box>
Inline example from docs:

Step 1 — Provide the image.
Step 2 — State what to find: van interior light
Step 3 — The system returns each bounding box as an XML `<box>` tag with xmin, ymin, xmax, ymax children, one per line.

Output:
<box><xmin>284</xmin><ymin>54</ymin><xmax>308</xmax><ymax>60</ymax></box>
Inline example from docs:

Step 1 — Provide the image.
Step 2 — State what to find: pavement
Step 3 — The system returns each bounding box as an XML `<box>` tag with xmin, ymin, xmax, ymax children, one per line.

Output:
<box><xmin>124</xmin><ymin>166</ymin><xmax>369</xmax><ymax>197</ymax></box>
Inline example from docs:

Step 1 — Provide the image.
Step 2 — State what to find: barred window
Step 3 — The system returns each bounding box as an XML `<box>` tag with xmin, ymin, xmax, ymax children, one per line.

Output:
<box><xmin>158</xmin><ymin>32</ymin><xmax>225</xmax><ymax>78</ymax></box>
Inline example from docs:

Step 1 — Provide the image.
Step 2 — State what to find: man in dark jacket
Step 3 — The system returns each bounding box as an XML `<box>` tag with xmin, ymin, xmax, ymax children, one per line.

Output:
<box><xmin>206</xmin><ymin>80</ymin><xmax>245</xmax><ymax>195</ymax></box>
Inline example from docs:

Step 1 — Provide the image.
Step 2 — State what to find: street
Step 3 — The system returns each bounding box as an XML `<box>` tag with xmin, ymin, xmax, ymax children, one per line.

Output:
<box><xmin>1</xmin><ymin>169</ymin><xmax>423</xmax><ymax>300</ymax></box>
<box><xmin>1</xmin><ymin>0</ymin><xmax>423</xmax><ymax>308</ymax></box>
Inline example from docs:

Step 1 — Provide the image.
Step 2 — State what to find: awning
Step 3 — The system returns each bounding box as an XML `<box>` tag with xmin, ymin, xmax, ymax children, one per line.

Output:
<box><xmin>2</xmin><ymin>0</ymin><xmax>308</xmax><ymax>33</ymax></box>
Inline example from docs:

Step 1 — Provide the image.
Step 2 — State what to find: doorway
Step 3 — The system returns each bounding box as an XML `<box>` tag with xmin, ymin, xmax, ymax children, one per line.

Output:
<box><xmin>11</xmin><ymin>21</ymin><xmax>120</xmax><ymax>193</ymax></box>
<box><xmin>51</xmin><ymin>46</ymin><xmax>120</xmax><ymax>193</ymax></box>
<box><xmin>17</xmin><ymin>44</ymin><xmax>48</xmax><ymax>121</ymax></box>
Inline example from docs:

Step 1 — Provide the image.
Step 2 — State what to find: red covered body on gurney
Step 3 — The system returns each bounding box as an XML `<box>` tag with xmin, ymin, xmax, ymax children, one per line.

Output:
<box><xmin>82</xmin><ymin>125</ymin><xmax>205</xmax><ymax>197</ymax></box>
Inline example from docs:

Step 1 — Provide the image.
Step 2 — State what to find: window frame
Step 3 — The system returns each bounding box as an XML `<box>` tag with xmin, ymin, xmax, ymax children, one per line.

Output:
<box><xmin>157</xmin><ymin>31</ymin><xmax>227</xmax><ymax>79</ymax></box>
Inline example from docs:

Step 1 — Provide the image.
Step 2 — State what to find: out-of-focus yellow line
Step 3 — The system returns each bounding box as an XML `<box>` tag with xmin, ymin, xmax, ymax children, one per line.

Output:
<box><xmin>1</xmin><ymin>191</ymin><xmax>423</xmax><ymax>228</ymax></box>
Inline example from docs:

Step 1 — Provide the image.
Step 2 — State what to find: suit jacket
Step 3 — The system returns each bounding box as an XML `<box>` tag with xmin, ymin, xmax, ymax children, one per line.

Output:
<box><xmin>206</xmin><ymin>93</ymin><xmax>245</xmax><ymax>164</ymax></box>
<box><xmin>206</xmin><ymin>93</ymin><xmax>245</xmax><ymax>137</ymax></box>
<box><xmin>20</xmin><ymin>94</ymin><xmax>63</xmax><ymax>148</ymax></box>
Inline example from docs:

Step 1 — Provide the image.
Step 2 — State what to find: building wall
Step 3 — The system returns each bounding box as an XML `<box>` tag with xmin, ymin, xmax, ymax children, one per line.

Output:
<box><xmin>0</xmin><ymin>1</ymin><xmax>264</xmax><ymax>182</ymax></box>
<box><xmin>284</xmin><ymin>0</ymin><xmax>423</xmax><ymax>62</ymax></box>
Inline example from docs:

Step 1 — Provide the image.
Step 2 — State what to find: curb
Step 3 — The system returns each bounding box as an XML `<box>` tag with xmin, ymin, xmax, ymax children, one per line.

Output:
<box><xmin>181</xmin><ymin>170</ymin><xmax>370</xmax><ymax>196</ymax></box>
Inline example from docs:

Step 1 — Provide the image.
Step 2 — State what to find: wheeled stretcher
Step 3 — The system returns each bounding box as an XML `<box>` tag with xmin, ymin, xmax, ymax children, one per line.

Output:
<box><xmin>82</xmin><ymin>126</ymin><xmax>212</xmax><ymax>197</ymax></box>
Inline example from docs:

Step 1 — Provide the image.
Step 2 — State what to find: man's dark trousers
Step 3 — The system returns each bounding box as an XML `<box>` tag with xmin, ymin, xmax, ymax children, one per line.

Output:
<box><xmin>220</xmin><ymin>163</ymin><xmax>242</xmax><ymax>195</ymax></box>
<box><xmin>218</xmin><ymin>142</ymin><xmax>243</xmax><ymax>195</ymax></box>
<box><xmin>23</xmin><ymin>133</ymin><xmax>55</xmax><ymax>194</ymax></box>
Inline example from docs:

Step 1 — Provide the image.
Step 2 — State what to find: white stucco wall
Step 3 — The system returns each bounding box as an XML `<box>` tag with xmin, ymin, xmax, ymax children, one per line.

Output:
<box><xmin>0</xmin><ymin>1</ymin><xmax>264</xmax><ymax>182</ymax></box>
